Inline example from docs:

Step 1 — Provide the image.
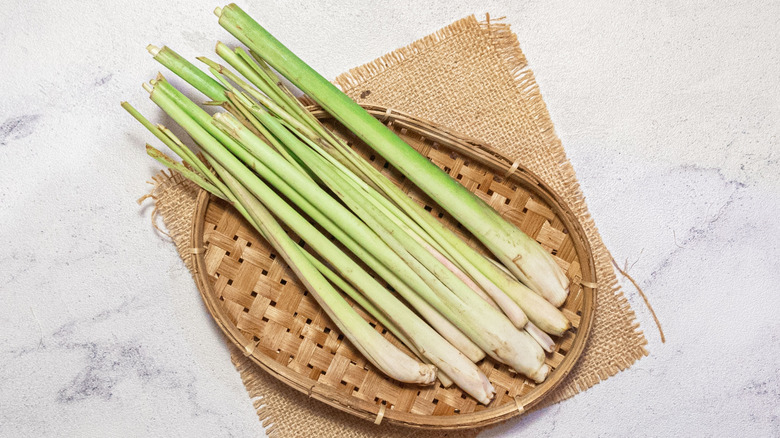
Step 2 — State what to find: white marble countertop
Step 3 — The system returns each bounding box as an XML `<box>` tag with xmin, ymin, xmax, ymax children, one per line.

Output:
<box><xmin>1</xmin><ymin>1</ymin><xmax>778</xmax><ymax>436</ymax></box>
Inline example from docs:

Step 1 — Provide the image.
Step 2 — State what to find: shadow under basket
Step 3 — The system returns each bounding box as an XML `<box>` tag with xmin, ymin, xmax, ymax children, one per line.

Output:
<box><xmin>190</xmin><ymin>105</ymin><xmax>596</xmax><ymax>429</ymax></box>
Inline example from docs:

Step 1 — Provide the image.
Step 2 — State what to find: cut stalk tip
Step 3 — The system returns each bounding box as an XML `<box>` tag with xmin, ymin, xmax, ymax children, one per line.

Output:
<box><xmin>213</xmin><ymin>6</ymin><xmax>223</xmax><ymax>17</ymax></box>
<box><xmin>530</xmin><ymin>364</ymin><xmax>550</xmax><ymax>383</ymax></box>
<box><xmin>146</xmin><ymin>44</ymin><xmax>161</xmax><ymax>56</ymax></box>
<box><xmin>142</xmin><ymin>82</ymin><xmax>153</xmax><ymax>93</ymax></box>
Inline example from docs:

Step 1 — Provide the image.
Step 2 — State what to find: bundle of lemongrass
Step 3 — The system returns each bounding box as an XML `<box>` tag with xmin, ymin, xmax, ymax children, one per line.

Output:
<box><xmin>125</xmin><ymin>4</ymin><xmax>572</xmax><ymax>405</ymax></box>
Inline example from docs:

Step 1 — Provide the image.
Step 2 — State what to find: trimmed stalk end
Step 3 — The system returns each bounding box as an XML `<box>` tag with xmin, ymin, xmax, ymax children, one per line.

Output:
<box><xmin>525</xmin><ymin>322</ymin><xmax>555</xmax><ymax>353</ymax></box>
<box><xmin>419</xmin><ymin>364</ymin><xmax>438</xmax><ymax>386</ymax></box>
<box><xmin>215</xmin><ymin>41</ymin><xmax>231</xmax><ymax>57</ymax></box>
<box><xmin>477</xmin><ymin>372</ymin><xmax>497</xmax><ymax>405</ymax></box>
<box><xmin>548</xmin><ymin>292</ymin><xmax>567</xmax><ymax>308</ymax></box>
<box><xmin>530</xmin><ymin>364</ymin><xmax>550</xmax><ymax>383</ymax></box>
<box><xmin>142</xmin><ymin>82</ymin><xmax>153</xmax><ymax>93</ymax></box>
<box><xmin>146</xmin><ymin>44</ymin><xmax>161</xmax><ymax>57</ymax></box>
<box><xmin>213</xmin><ymin>6</ymin><xmax>223</xmax><ymax>17</ymax></box>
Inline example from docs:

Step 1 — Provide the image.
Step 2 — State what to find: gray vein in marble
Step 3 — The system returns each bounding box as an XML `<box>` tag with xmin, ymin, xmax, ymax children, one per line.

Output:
<box><xmin>642</xmin><ymin>164</ymin><xmax>746</xmax><ymax>289</ymax></box>
<box><xmin>0</xmin><ymin>114</ymin><xmax>41</xmax><ymax>145</ymax></box>
<box><xmin>94</xmin><ymin>73</ymin><xmax>113</xmax><ymax>87</ymax></box>
<box><xmin>6</xmin><ymin>296</ymin><xmax>222</xmax><ymax>420</ymax></box>
<box><xmin>56</xmin><ymin>341</ymin><xmax>166</xmax><ymax>403</ymax></box>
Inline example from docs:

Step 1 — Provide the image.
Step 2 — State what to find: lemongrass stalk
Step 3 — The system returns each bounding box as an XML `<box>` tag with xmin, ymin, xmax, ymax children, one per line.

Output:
<box><xmin>213</xmin><ymin>110</ymin><xmax>546</xmax><ymax>379</ymax></box>
<box><xmin>146</xmin><ymin>81</ymin><xmax>494</xmax><ymax>395</ymax></box>
<box><xmin>147</xmin><ymin>45</ymin><xmax>226</xmax><ymax>102</ymax></box>
<box><xmin>216</xmin><ymin>3</ymin><xmax>569</xmax><ymax>306</ymax></box>
<box><xmin>208</xmin><ymin>158</ymin><xmax>436</xmax><ymax>384</ymax></box>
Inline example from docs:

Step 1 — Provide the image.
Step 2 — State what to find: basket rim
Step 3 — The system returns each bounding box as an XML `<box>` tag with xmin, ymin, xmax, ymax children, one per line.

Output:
<box><xmin>189</xmin><ymin>105</ymin><xmax>597</xmax><ymax>429</ymax></box>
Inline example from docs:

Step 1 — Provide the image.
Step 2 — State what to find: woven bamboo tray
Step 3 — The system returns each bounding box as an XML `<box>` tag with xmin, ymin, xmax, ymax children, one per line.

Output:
<box><xmin>190</xmin><ymin>105</ymin><xmax>596</xmax><ymax>429</ymax></box>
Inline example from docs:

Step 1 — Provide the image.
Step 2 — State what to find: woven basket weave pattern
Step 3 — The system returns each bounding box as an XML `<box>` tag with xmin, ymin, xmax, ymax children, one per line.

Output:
<box><xmin>192</xmin><ymin>109</ymin><xmax>594</xmax><ymax>428</ymax></box>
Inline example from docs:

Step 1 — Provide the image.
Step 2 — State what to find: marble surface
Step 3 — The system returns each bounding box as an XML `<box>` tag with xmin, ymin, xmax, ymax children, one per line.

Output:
<box><xmin>1</xmin><ymin>1</ymin><xmax>778</xmax><ymax>436</ymax></box>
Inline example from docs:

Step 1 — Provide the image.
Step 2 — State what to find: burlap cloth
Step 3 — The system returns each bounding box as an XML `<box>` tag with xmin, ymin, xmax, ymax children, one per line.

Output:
<box><xmin>147</xmin><ymin>14</ymin><xmax>648</xmax><ymax>437</ymax></box>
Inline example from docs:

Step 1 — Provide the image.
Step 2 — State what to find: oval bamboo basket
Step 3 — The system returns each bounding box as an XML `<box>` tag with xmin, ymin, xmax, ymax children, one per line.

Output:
<box><xmin>190</xmin><ymin>105</ymin><xmax>596</xmax><ymax>429</ymax></box>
